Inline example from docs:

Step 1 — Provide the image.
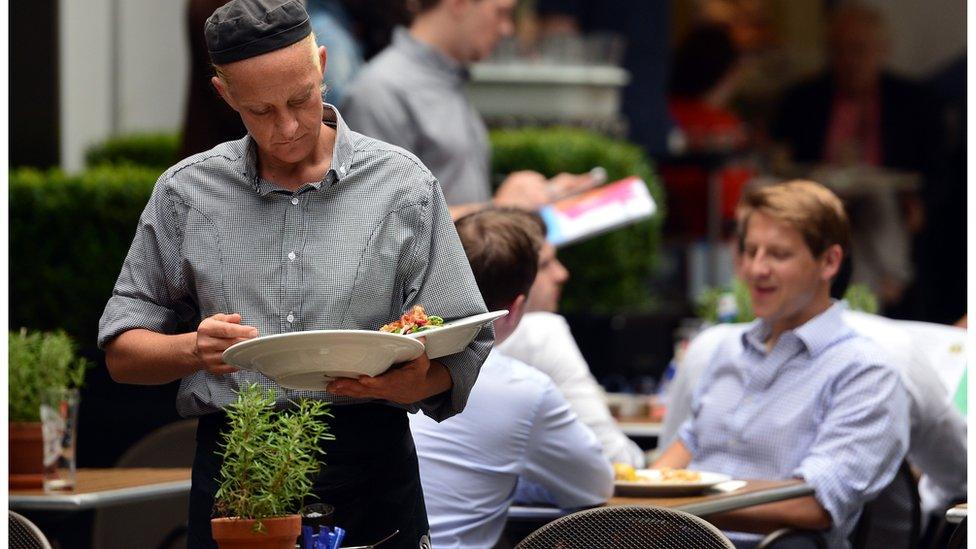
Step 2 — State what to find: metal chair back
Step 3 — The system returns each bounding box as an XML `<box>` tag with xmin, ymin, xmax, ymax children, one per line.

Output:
<box><xmin>9</xmin><ymin>511</ymin><xmax>53</xmax><ymax>549</ymax></box>
<box><xmin>515</xmin><ymin>505</ymin><xmax>735</xmax><ymax>549</ymax></box>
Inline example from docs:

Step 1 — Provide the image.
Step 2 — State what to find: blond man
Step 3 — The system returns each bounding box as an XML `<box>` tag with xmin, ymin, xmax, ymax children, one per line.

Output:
<box><xmin>654</xmin><ymin>181</ymin><xmax>909</xmax><ymax>547</ymax></box>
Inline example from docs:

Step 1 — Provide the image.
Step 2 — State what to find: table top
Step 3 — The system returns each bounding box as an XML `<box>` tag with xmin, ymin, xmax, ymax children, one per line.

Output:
<box><xmin>616</xmin><ymin>419</ymin><xmax>663</xmax><ymax>438</ymax></box>
<box><xmin>9</xmin><ymin>468</ymin><xmax>191</xmax><ymax>511</ymax></box>
<box><xmin>509</xmin><ymin>479</ymin><xmax>812</xmax><ymax>521</ymax></box>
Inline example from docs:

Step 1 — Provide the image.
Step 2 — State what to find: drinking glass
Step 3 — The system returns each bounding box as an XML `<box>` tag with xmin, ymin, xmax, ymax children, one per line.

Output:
<box><xmin>40</xmin><ymin>387</ymin><xmax>80</xmax><ymax>491</ymax></box>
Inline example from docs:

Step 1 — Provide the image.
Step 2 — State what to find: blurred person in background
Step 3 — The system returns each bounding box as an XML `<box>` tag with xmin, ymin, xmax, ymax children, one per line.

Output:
<box><xmin>770</xmin><ymin>2</ymin><xmax>943</xmax><ymax>317</ymax></box>
<box><xmin>341</xmin><ymin>0</ymin><xmax>600</xmax><ymax>219</ymax></box>
<box><xmin>179</xmin><ymin>0</ymin><xmax>247</xmax><ymax>159</ymax></box>
<box><xmin>307</xmin><ymin>0</ymin><xmax>412</xmax><ymax>105</ymax></box>
<box><xmin>496</xmin><ymin>211</ymin><xmax>646</xmax><ymax>468</ymax></box>
<box><xmin>411</xmin><ymin>208</ymin><xmax>614</xmax><ymax>548</ymax></box>
<box><xmin>654</xmin><ymin>180</ymin><xmax>910</xmax><ymax>547</ymax></box>
<box><xmin>659</xmin><ymin>22</ymin><xmax>754</xmax><ymax>239</ymax></box>
<box><xmin>534</xmin><ymin>0</ymin><xmax>674</xmax><ymax>157</ymax></box>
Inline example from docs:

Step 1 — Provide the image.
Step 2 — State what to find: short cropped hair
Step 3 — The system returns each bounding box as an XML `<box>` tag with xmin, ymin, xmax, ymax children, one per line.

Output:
<box><xmin>736</xmin><ymin>180</ymin><xmax>851</xmax><ymax>260</ymax></box>
<box><xmin>455</xmin><ymin>209</ymin><xmax>543</xmax><ymax>311</ymax></box>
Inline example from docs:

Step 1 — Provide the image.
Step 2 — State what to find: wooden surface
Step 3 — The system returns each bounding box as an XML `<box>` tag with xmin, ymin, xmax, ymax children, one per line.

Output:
<box><xmin>609</xmin><ymin>479</ymin><xmax>803</xmax><ymax>509</ymax></box>
<box><xmin>10</xmin><ymin>468</ymin><xmax>190</xmax><ymax>496</ymax></box>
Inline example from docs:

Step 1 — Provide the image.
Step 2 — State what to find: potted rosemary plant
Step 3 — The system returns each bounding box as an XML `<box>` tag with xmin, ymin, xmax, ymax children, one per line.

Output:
<box><xmin>211</xmin><ymin>383</ymin><xmax>333</xmax><ymax>549</ymax></box>
<box><xmin>8</xmin><ymin>329</ymin><xmax>90</xmax><ymax>487</ymax></box>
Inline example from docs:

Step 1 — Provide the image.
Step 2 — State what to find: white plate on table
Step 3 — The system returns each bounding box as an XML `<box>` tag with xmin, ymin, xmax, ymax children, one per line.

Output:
<box><xmin>614</xmin><ymin>469</ymin><xmax>732</xmax><ymax>497</ymax></box>
<box><xmin>222</xmin><ymin>330</ymin><xmax>424</xmax><ymax>391</ymax></box>
<box><xmin>402</xmin><ymin>310</ymin><xmax>508</xmax><ymax>359</ymax></box>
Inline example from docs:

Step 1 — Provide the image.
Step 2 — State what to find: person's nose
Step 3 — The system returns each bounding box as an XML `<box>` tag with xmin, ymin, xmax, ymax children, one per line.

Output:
<box><xmin>554</xmin><ymin>260</ymin><xmax>569</xmax><ymax>284</ymax></box>
<box><xmin>746</xmin><ymin>251</ymin><xmax>772</xmax><ymax>279</ymax></box>
<box><xmin>275</xmin><ymin>111</ymin><xmax>300</xmax><ymax>140</ymax></box>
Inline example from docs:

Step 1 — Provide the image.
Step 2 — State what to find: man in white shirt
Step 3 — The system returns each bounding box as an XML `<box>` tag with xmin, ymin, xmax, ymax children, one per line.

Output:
<box><xmin>410</xmin><ymin>209</ymin><xmax>614</xmax><ymax>548</ymax></box>
<box><xmin>496</xmin><ymin>212</ymin><xmax>646</xmax><ymax>467</ymax></box>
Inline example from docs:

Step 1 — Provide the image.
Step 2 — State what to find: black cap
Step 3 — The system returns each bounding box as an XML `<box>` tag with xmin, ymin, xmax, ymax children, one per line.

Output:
<box><xmin>205</xmin><ymin>0</ymin><xmax>312</xmax><ymax>65</ymax></box>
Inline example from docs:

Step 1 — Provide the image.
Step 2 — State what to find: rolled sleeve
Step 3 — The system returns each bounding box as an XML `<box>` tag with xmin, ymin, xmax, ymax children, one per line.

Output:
<box><xmin>407</xmin><ymin>178</ymin><xmax>491</xmax><ymax>421</ymax></box>
<box><xmin>793</xmin><ymin>362</ymin><xmax>910</xmax><ymax>535</ymax></box>
<box><xmin>97</xmin><ymin>177</ymin><xmax>194</xmax><ymax>349</ymax></box>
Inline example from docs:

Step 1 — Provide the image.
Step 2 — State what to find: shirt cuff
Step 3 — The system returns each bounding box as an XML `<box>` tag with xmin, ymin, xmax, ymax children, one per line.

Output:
<box><xmin>97</xmin><ymin>294</ymin><xmax>179</xmax><ymax>349</ymax></box>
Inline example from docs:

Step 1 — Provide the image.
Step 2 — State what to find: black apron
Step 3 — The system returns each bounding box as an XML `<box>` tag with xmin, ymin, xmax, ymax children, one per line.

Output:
<box><xmin>187</xmin><ymin>403</ymin><xmax>430</xmax><ymax>549</ymax></box>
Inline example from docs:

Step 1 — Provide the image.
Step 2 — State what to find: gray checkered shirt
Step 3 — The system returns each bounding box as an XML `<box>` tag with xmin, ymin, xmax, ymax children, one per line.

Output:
<box><xmin>98</xmin><ymin>104</ymin><xmax>491</xmax><ymax>421</ymax></box>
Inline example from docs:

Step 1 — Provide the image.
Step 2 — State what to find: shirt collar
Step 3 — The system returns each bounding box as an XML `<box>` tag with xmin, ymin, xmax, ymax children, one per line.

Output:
<box><xmin>391</xmin><ymin>26</ymin><xmax>469</xmax><ymax>85</ymax></box>
<box><xmin>741</xmin><ymin>301</ymin><xmax>850</xmax><ymax>357</ymax></box>
<box><xmin>243</xmin><ymin>102</ymin><xmax>355</xmax><ymax>195</ymax></box>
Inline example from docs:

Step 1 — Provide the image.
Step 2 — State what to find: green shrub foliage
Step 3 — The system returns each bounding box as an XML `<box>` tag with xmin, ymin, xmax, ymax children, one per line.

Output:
<box><xmin>9</xmin><ymin>166</ymin><xmax>162</xmax><ymax>351</ymax></box>
<box><xmin>490</xmin><ymin>128</ymin><xmax>666</xmax><ymax>313</ymax></box>
<box><xmin>85</xmin><ymin>133</ymin><xmax>180</xmax><ymax>170</ymax></box>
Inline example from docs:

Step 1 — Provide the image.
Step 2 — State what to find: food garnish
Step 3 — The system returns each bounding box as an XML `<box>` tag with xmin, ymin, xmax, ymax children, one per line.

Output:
<box><xmin>379</xmin><ymin>305</ymin><xmax>445</xmax><ymax>335</ymax></box>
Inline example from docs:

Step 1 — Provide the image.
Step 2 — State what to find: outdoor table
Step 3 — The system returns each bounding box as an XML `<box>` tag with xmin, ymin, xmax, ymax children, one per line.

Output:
<box><xmin>9</xmin><ymin>468</ymin><xmax>191</xmax><ymax>511</ymax></box>
<box><xmin>617</xmin><ymin>419</ymin><xmax>663</xmax><ymax>439</ymax></box>
<box><xmin>508</xmin><ymin>479</ymin><xmax>813</xmax><ymax>522</ymax></box>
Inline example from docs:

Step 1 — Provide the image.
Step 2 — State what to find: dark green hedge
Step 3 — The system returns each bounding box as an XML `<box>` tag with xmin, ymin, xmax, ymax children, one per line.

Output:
<box><xmin>490</xmin><ymin>128</ymin><xmax>665</xmax><ymax>314</ymax></box>
<box><xmin>9</xmin><ymin>166</ymin><xmax>161</xmax><ymax>351</ymax></box>
<box><xmin>85</xmin><ymin>133</ymin><xmax>179</xmax><ymax>170</ymax></box>
<box><xmin>11</xmin><ymin>127</ymin><xmax>663</xmax><ymax>350</ymax></box>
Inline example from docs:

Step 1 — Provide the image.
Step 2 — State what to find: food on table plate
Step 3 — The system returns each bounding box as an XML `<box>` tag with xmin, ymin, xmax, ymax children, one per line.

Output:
<box><xmin>614</xmin><ymin>465</ymin><xmax>703</xmax><ymax>484</ymax></box>
<box><xmin>613</xmin><ymin>463</ymin><xmax>639</xmax><ymax>482</ymax></box>
<box><xmin>379</xmin><ymin>305</ymin><xmax>445</xmax><ymax>335</ymax></box>
<box><xmin>656</xmin><ymin>467</ymin><xmax>702</xmax><ymax>483</ymax></box>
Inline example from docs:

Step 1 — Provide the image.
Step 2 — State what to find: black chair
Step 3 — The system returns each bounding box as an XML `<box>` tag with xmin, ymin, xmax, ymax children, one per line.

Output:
<box><xmin>515</xmin><ymin>505</ymin><xmax>735</xmax><ymax>549</ymax></box>
<box><xmin>91</xmin><ymin>419</ymin><xmax>198</xmax><ymax>549</ymax></box>
<box><xmin>9</xmin><ymin>511</ymin><xmax>53</xmax><ymax>549</ymax></box>
<box><xmin>758</xmin><ymin>461</ymin><xmax>920</xmax><ymax>549</ymax></box>
<box><xmin>946</xmin><ymin>516</ymin><xmax>966</xmax><ymax>549</ymax></box>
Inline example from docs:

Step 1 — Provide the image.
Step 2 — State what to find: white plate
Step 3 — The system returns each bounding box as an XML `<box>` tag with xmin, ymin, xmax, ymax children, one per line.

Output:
<box><xmin>614</xmin><ymin>470</ymin><xmax>733</xmax><ymax>497</ymax></box>
<box><xmin>402</xmin><ymin>310</ymin><xmax>508</xmax><ymax>359</ymax></box>
<box><xmin>222</xmin><ymin>330</ymin><xmax>425</xmax><ymax>391</ymax></box>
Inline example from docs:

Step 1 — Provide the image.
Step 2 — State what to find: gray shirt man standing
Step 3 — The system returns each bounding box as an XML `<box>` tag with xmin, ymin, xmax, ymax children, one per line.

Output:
<box><xmin>97</xmin><ymin>1</ymin><xmax>490</xmax><ymax>547</ymax></box>
<box><xmin>341</xmin><ymin>0</ymin><xmax>599</xmax><ymax>220</ymax></box>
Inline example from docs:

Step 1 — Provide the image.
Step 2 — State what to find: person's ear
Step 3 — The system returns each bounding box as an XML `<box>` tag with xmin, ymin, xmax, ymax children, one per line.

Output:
<box><xmin>211</xmin><ymin>76</ymin><xmax>238</xmax><ymax>111</ymax></box>
<box><xmin>507</xmin><ymin>294</ymin><xmax>527</xmax><ymax>319</ymax></box>
<box><xmin>318</xmin><ymin>45</ymin><xmax>327</xmax><ymax>77</ymax></box>
<box><xmin>821</xmin><ymin>244</ymin><xmax>843</xmax><ymax>282</ymax></box>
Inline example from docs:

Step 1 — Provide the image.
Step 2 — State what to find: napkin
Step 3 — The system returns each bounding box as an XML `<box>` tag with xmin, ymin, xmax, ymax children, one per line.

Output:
<box><xmin>711</xmin><ymin>480</ymin><xmax>747</xmax><ymax>493</ymax></box>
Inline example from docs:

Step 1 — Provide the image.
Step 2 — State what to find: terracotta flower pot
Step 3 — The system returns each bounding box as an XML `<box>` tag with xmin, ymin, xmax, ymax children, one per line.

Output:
<box><xmin>211</xmin><ymin>515</ymin><xmax>302</xmax><ymax>549</ymax></box>
<box><xmin>9</xmin><ymin>422</ymin><xmax>44</xmax><ymax>488</ymax></box>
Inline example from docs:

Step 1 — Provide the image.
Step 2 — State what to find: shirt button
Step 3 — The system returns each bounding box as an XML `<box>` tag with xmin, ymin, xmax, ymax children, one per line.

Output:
<box><xmin>286</xmin><ymin>313</ymin><xmax>295</xmax><ymax>323</ymax></box>
<box><xmin>291</xmin><ymin>197</ymin><xmax>299</xmax><ymax>205</ymax></box>
<box><xmin>288</xmin><ymin>252</ymin><xmax>296</xmax><ymax>261</ymax></box>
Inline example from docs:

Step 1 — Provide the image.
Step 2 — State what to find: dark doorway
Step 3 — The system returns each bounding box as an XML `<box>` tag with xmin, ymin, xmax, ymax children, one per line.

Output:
<box><xmin>11</xmin><ymin>0</ymin><xmax>60</xmax><ymax>168</ymax></box>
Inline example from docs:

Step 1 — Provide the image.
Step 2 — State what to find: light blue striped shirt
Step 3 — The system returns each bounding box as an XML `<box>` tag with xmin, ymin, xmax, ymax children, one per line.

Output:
<box><xmin>678</xmin><ymin>303</ymin><xmax>910</xmax><ymax>547</ymax></box>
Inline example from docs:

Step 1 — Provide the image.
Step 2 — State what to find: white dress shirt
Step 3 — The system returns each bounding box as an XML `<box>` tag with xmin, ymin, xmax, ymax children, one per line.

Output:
<box><xmin>410</xmin><ymin>349</ymin><xmax>614</xmax><ymax>549</ymax></box>
<box><xmin>497</xmin><ymin>312</ymin><xmax>646</xmax><ymax>467</ymax></box>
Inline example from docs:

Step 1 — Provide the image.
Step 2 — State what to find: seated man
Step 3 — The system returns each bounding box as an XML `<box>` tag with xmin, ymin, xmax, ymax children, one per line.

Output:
<box><xmin>654</xmin><ymin>180</ymin><xmax>910</xmax><ymax>547</ymax></box>
<box><xmin>410</xmin><ymin>209</ymin><xmax>614</xmax><ymax>548</ymax></box>
<box><xmin>496</xmin><ymin>211</ymin><xmax>645</xmax><ymax>467</ymax></box>
<box><xmin>661</xmin><ymin>299</ymin><xmax>967</xmax><ymax>533</ymax></box>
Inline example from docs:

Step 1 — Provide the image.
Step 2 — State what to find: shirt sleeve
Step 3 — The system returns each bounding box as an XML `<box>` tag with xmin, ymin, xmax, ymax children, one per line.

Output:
<box><xmin>97</xmin><ymin>175</ymin><xmax>197</xmax><ymax>348</ymax></box>
<box><xmin>793</xmin><ymin>361</ymin><xmax>910</xmax><ymax>531</ymax></box>
<box><xmin>501</xmin><ymin>313</ymin><xmax>645</xmax><ymax>467</ymax></box>
<box><xmin>520</xmin><ymin>379</ymin><xmax>615</xmax><ymax>509</ymax></box>
<box><xmin>407</xmin><ymin>178</ymin><xmax>491</xmax><ymax>421</ymax></box>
